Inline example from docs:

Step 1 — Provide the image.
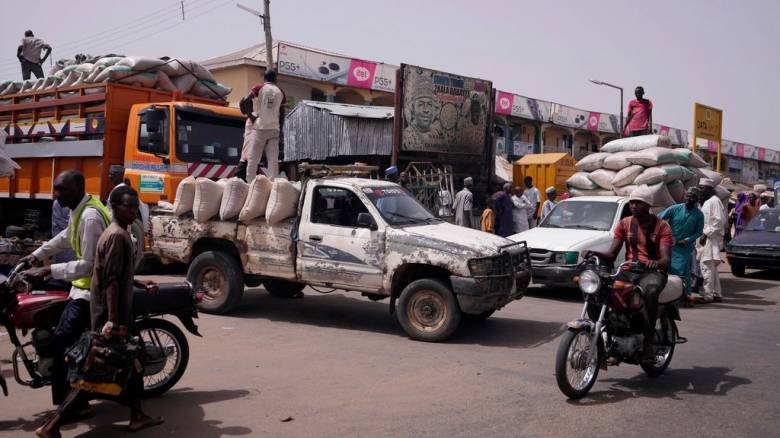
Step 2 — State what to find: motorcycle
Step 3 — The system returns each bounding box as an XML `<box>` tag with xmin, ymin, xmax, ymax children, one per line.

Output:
<box><xmin>554</xmin><ymin>255</ymin><xmax>686</xmax><ymax>399</ymax></box>
<box><xmin>0</xmin><ymin>262</ymin><xmax>202</xmax><ymax>398</ymax></box>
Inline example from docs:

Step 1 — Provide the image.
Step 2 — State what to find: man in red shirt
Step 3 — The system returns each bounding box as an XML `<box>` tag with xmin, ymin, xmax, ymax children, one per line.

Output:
<box><xmin>589</xmin><ymin>185</ymin><xmax>672</xmax><ymax>361</ymax></box>
<box><xmin>624</xmin><ymin>86</ymin><xmax>653</xmax><ymax>136</ymax></box>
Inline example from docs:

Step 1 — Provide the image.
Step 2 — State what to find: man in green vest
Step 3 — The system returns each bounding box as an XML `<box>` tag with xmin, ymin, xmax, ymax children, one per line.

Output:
<box><xmin>22</xmin><ymin>170</ymin><xmax>111</xmax><ymax>411</ymax></box>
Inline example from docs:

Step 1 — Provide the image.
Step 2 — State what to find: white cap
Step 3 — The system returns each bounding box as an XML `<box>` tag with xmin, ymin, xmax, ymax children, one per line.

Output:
<box><xmin>699</xmin><ymin>178</ymin><xmax>717</xmax><ymax>188</ymax></box>
<box><xmin>545</xmin><ymin>186</ymin><xmax>556</xmax><ymax>194</ymax></box>
<box><xmin>628</xmin><ymin>185</ymin><xmax>654</xmax><ymax>206</ymax></box>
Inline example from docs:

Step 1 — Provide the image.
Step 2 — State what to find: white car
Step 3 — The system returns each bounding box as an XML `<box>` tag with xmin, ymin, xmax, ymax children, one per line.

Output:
<box><xmin>509</xmin><ymin>196</ymin><xmax>629</xmax><ymax>287</ymax></box>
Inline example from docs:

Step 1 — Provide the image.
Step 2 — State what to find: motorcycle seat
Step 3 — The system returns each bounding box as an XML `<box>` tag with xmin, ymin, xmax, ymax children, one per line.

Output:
<box><xmin>659</xmin><ymin>275</ymin><xmax>683</xmax><ymax>305</ymax></box>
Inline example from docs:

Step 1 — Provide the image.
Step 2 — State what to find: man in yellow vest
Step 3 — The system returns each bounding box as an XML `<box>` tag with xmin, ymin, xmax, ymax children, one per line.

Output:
<box><xmin>22</xmin><ymin>170</ymin><xmax>111</xmax><ymax>411</ymax></box>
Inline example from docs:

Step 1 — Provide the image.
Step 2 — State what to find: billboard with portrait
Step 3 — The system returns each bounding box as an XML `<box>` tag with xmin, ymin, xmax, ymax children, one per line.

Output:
<box><xmin>399</xmin><ymin>64</ymin><xmax>492</xmax><ymax>155</ymax></box>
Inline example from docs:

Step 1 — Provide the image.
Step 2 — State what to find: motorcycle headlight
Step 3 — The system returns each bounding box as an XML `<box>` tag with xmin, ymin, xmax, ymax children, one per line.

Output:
<box><xmin>552</xmin><ymin>251</ymin><xmax>579</xmax><ymax>265</ymax></box>
<box><xmin>578</xmin><ymin>270</ymin><xmax>601</xmax><ymax>294</ymax></box>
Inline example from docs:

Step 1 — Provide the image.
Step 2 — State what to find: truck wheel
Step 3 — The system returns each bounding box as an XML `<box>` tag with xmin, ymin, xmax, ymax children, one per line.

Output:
<box><xmin>187</xmin><ymin>251</ymin><xmax>244</xmax><ymax>314</ymax></box>
<box><xmin>396</xmin><ymin>279</ymin><xmax>461</xmax><ymax>342</ymax></box>
<box><xmin>730</xmin><ymin>263</ymin><xmax>746</xmax><ymax>277</ymax></box>
<box><xmin>263</xmin><ymin>279</ymin><xmax>305</xmax><ymax>298</ymax></box>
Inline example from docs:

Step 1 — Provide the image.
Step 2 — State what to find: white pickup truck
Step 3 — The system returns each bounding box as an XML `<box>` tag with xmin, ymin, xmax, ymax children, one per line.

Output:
<box><xmin>509</xmin><ymin>196</ymin><xmax>628</xmax><ymax>287</ymax></box>
<box><xmin>151</xmin><ymin>176</ymin><xmax>531</xmax><ymax>342</ymax></box>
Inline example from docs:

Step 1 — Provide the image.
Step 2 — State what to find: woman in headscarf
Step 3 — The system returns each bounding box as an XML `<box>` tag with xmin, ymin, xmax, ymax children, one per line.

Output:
<box><xmin>732</xmin><ymin>192</ymin><xmax>748</xmax><ymax>237</ymax></box>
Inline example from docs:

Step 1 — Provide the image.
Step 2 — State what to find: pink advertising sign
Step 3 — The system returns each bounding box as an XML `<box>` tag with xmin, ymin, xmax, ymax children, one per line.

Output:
<box><xmin>708</xmin><ymin>140</ymin><xmax>719</xmax><ymax>153</ymax></box>
<box><xmin>346</xmin><ymin>59</ymin><xmax>377</xmax><ymax>89</ymax></box>
<box><xmin>758</xmin><ymin>147</ymin><xmax>766</xmax><ymax>162</ymax></box>
<box><xmin>736</xmin><ymin>143</ymin><xmax>745</xmax><ymax>157</ymax></box>
<box><xmin>586</xmin><ymin>112</ymin><xmax>600</xmax><ymax>131</ymax></box>
<box><xmin>495</xmin><ymin>91</ymin><xmax>514</xmax><ymax>116</ymax></box>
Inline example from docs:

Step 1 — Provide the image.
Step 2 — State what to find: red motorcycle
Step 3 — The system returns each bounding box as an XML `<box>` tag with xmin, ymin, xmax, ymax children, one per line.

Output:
<box><xmin>0</xmin><ymin>262</ymin><xmax>202</xmax><ymax>398</ymax></box>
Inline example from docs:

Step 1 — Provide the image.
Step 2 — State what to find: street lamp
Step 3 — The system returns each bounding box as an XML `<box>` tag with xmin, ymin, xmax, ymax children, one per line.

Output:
<box><xmin>589</xmin><ymin>79</ymin><xmax>624</xmax><ymax>138</ymax></box>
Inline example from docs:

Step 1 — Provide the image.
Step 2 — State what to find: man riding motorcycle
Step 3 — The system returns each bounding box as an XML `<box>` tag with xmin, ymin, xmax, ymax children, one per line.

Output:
<box><xmin>588</xmin><ymin>185</ymin><xmax>673</xmax><ymax>362</ymax></box>
<box><xmin>20</xmin><ymin>170</ymin><xmax>111</xmax><ymax>410</ymax></box>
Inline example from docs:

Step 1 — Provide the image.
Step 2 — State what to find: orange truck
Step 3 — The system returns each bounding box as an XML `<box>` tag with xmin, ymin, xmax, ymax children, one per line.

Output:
<box><xmin>0</xmin><ymin>82</ymin><xmax>245</xmax><ymax>237</ymax></box>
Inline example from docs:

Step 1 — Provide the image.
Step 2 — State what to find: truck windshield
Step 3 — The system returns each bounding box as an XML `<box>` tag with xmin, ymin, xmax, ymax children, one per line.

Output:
<box><xmin>541</xmin><ymin>201</ymin><xmax>617</xmax><ymax>231</ymax></box>
<box><xmin>175</xmin><ymin>108</ymin><xmax>243</xmax><ymax>164</ymax></box>
<box><xmin>364</xmin><ymin>186</ymin><xmax>439</xmax><ymax>226</ymax></box>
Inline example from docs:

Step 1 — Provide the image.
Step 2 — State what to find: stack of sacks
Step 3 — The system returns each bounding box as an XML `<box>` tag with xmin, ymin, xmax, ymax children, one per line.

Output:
<box><xmin>172</xmin><ymin>175</ymin><xmax>301</xmax><ymax>224</ymax></box>
<box><xmin>567</xmin><ymin>134</ymin><xmax>725</xmax><ymax>209</ymax></box>
<box><xmin>0</xmin><ymin>56</ymin><xmax>231</xmax><ymax>98</ymax></box>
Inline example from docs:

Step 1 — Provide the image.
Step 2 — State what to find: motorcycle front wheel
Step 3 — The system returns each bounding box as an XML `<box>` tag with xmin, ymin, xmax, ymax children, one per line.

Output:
<box><xmin>555</xmin><ymin>329</ymin><xmax>600</xmax><ymax>399</ymax></box>
<box><xmin>137</xmin><ymin>318</ymin><xmax>190</xmax><ymax>398</ymax></box>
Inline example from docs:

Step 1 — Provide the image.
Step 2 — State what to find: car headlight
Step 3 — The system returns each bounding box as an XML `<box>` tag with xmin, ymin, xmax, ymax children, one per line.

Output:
<box><xmin>468</xmin><ymin>257</ymin><xmax>494</xmax><ymax>276</ymax></box>
<box><xmin>578</xmin><ymin>270</ymin><xmax>601</xmax><ymax>294</ymax></box>
<box><xmin>552</xmin><ymin>251</ymin><xmax>579</xmax><ymax>265</ymax></box>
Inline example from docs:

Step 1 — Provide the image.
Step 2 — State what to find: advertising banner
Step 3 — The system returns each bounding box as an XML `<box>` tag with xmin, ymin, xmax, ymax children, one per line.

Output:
<box><xmin>400</xmin><ymin>64</ymin><xmax>492</xmax><ymax>154</ymax></box>
<box><xmin>549</xmin><ymin>103</ymin><xmax>620</xmax><ymax>134</ymax></box>
<box><xmin>494</xmin><ymin>90</ymin><xmax>551</xmax><ymax>122</ymax></box>
<box><xmin>276</xmin><ymin>42</ymin><xmax>397</xmax><ymax>92</ymax></box>
<box><xmin>652</xmin><ymin>124</ymin><xmax>689</xmax><ymax>146</ymax></box>
<box><xmin>513</xmin><ymin>140</ymin><xmax>535</xmax><ymax>156</ymax></box>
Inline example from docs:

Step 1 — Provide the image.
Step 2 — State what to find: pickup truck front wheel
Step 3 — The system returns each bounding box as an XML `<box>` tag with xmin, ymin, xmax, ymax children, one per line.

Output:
<box><xmin>187</xmin><ymin>251</ymin><xmax>244</xmax><ymax>314</ymax></box>
<box><xmin>397</xmin><ymin>279</ymin><xmax>461</xmax><ymax>342</ymax></box>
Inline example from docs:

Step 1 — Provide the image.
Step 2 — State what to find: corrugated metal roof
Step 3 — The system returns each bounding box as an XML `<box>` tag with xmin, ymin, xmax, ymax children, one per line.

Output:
<box><xmin>283</xmin><ymin>101</ymin><xmax>393</xmax><ymax>161</ymax></box>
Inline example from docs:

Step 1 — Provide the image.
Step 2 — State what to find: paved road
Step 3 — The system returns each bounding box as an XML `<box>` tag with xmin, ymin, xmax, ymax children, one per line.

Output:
<box><xmin>1</xmin><ymin>265</ymin><xmax>778</xmax><ymax>437</ymax></box>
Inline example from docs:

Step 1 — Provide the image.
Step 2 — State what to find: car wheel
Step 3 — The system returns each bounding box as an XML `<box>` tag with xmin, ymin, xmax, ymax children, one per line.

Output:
<box><xmin>730</xmin><ymin>262</ymin><xmax>746</xmax><ymax>277</ymax></box>
<box><xmin>187</xmin><ymin>251</ymin><xmax>244</xmax><ymax>314</ymax></box>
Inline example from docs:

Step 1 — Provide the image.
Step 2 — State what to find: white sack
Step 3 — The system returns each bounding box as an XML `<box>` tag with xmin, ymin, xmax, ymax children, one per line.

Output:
<box><xmin>219</xmin><ymin>177</ymin><xmax>250</xmax><ymax>221</ymax></box>
<box><xmin>155</xmin><ymin>71</ymin><xmax>177</xmax><ymax>92</ymax></box>
<box><xmin>633</xmin><ymin>167</ymin><xmax>666</xmax><ymax>185</ymax></box>
<box><xmin>589</xmin><ymin>169</ymin><xmax>617</xmax><ymax>190</ymax></box>
<box><xmin>568</xmin><ymin>188</ymin><xmax>615</xmax><ymax>197</ymax></box>
<box><xmin>715</xmin><ymin>185</ymin><xmax>730</xmax><ymax>201</ymax></box>
<box><xmin>602</xmin><ymin>151</ymin><xmax>634</xmax><ymax>170</ymax></box>
<box><xmin>117</xmin><ymin>56</ymin><xmax>168</xmax><ymax>71</ymax></box>
<box><xmin>614</xmin><ymin>185</ymin><xmax>638</xmax><ymax>197</ymax></box>
<box><xmin>575</xmin><ymin>152</ymin><xmax>610</xmax><ymax>172</ymax></box>
<box><xmin>94</xmin><ymin>56</ymin><xmax>123</xmax><ymax>68</ymax></box>
<box><xmin>667</xmin><ymin>180</ymin><xmax>686</xmax><ymax>203</ymax></box>
<box><xmin>601</xmin><ymin>134</ymin><xmax>672</xmax><ymax>153</ymax></box>
<box><xmin>613</xmin><ymin>165</ymin><xmax>644</xmax><ymax>187</ymax></box>
<box><xmin>172</xmin><ymin>74</ymin><xmax>197</xmax><ymax>94</ymax></box>
<box><xmin>173</xmin><ymin>176</ymin><xmax>197</xmax><ymax>216</ymax></box>
<box><xmin>700</xmin><ymin>168</ymin><xmax>723</xmax><ymax>185</ymax></box>
<box><xmin>193</xmin><ymin>178</ymin><xmax>228</xmax><ymax>223</ymax></box>
<box><xmin>647</xmin><ymin>183</ymin><xmax>675</xmax><ymax>208</ymax></box>
<box><xmin>118</xmin><ymin>72</ymin><xmax>157</xmax><ymax>88</ymax></box>
<box><xmin>627</xmin><ymin>147</ymin><xmax>678</xmax><ymax>167</ymax></box>
<box><xmin>239</xmin><ymin>175</ymin><xmax>273</xmax><ymax>221</ymax></box>
<box><xmin>566</xmin><ymin>172</ymin><xmax>599</xmax><ymax>190</ymax></box>
<box><xmin>265</xmin><ymin>179</ymin><xmax>301</xmax><ymax>224</ymax></box>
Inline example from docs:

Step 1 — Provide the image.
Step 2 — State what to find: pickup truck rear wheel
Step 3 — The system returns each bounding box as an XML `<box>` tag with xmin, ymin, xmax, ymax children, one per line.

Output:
<box><xmin>396</xmin><ymin>279</ymin><xmax>461</xmax><ymax>342</ymax></box>
<box><xmin>187</xmin><ymin>251</ymin><xmax>244</xmax><ymax>314</ymax></box>
<box><xmin>263</xmin><ymin>279</ymin><xmax>305</xmax><ymax>298</ymax></box>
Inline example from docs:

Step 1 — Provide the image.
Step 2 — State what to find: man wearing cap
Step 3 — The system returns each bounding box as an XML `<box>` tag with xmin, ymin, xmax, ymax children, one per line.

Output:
<box><xmin>17</xmin><ymin>30</ymin><xmax>51</xmax><ymax>80</ymax></box>
<box><xmin>522</xmin><ymin>176</ymin><xmax>541</xmax><ymax>227</ymax></box>
<box><xmin>697</xmin><ymin>178</ymin><xmax>727</xmax><ymax>303</ymax></box>
<box><xmin>659</xmin><ymin>187</ymin><xmax>704</xmax><ymax>299</ymax></box>
<box><xmin>541</xmin><ymin>186</ymin><xmax>557</xmax><ymax>221</ymax></box>
<box><xmin>759</xmin><ymin>191</ymin><xmax>774</xmax><ymax>210</ymax></box>
<box><xmin>494</xmin><ymin>183</ymin><xmax>515</xmax><ymax>237</ymax></box>
<box><xmin>511</xmin><ymin>186</ymin><xmax>531</xmax><ymax>234</ymax></box>
<box><xmin>453</xmin><ymin>177</ymin><xmax>474</xmax><ymax>228</ymax></box>
<box><xmin>589</xmin><ymin>185</ymin><xmax>673</xmax><ymax>362</ymax></box>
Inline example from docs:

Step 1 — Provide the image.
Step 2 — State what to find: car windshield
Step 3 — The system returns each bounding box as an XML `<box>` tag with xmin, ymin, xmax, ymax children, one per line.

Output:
<box><xmin>363</xmin><ymin>186</ymin><xmax>439</xmax><ymax>226</ymax></box>
<box><xmin>744</xmin><ymin>209</ymin><xmax>780</xmax><ymax>232</ymax></box>
<box><xmin>540</xmin><ymin>201</ymin><xmax>617</xmax><ymax>231</ymax></box>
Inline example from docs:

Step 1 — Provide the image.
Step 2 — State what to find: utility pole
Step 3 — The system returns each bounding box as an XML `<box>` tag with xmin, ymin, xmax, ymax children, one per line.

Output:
<box><xmin>237</xmin><ymin>1</ymin><xmax>275</xmax><ymax>69</ymax></box>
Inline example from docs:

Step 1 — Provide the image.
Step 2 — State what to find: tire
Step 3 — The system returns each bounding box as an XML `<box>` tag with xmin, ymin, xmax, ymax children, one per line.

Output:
<box><xmin>730</xmin><ymin>262</ymin><xmax>746</xmax><ymax>278</ymax></box>
<box><xmin>555</xmin><ymin>329</ymin><xmax>600</xmax><ymax>399</ymax></box>
<box><xmin>641</xmin><ymin>315</ymin><xmax>677</xmax><ymax>377</ymax></box>
<box><xmin>396</xmin><ymin>278</ymin><xmax>461</xmax><ymax>342</ymax></box>
<box><xmin>463</xmin><ymin>309</ymin><xmax>495</xmax><ymax>321</ymax></box>
<box><xmin>137</xmin><ymin>318</ymin><xmax>189</xmax><ymax>398</ymax></box>
<box><xmin>187</xmin><ymin>251</ymin><xmax>244</xmax><ymax>314</ymax></box>
<box><xmin>263</xmin><ymin>279</ymin><xmax>305</xmax><ymax>298</ymax></box>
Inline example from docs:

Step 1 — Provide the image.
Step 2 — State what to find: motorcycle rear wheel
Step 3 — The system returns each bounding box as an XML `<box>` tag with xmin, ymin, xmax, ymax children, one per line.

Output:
<box><xmin>137</xmin><ymin>318</ymin><xmax>189</xmax><ymax>398</ymax></box>
<box><xmin>555</xmin><ymin>328</ymin><xmax>600</xmax><ymax>399</ymax></box>
<box><xmin>641</xmin><ymin>314</ymin><xmax>677</xmax><ymax>377</ymax></box>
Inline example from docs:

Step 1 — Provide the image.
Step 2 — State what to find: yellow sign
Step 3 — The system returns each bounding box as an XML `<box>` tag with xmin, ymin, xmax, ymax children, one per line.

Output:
<box><xmin>693</xmin><ymin>103</ymin><xmax>723</xmax><ymax>170</ymax></box>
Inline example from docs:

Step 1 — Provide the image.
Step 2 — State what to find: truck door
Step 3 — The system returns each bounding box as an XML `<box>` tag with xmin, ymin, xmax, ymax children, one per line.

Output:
<box><xmin>297</xmin><ymin>185</ymin><xmax>384</xmax><ymax>291</ymax></box>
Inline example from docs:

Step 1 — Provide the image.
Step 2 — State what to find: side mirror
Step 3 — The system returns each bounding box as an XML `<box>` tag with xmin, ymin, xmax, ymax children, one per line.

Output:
<box><xmin>143</xmin><ymin>109</ymin><xmax>166</xmax><ymax>133</ymax></box>
<box><xmin>357</xmin><ymin>212</ymin><xmax>377</xmax><ymax>230</ymax></box>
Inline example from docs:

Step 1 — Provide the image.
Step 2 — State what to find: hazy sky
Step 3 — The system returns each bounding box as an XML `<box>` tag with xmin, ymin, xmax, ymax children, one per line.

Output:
<box><xmin>2</xmin><ymin>0</ymin><xmax>778</xmax><ymax>148</ymax></box>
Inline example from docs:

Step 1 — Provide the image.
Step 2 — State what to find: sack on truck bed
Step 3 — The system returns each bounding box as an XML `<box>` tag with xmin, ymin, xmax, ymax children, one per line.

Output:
<box><xmin>155</xmin><ymin>71</ymin><xmax>177</xmax><ymax>92</ymax></box>
<box><xmin>602</xmin><ymin>151</ymin><xmax>634</xmax><ymax>170</ymax></box>
<box><xmin>614</xmin><ymin>185</ymin><xmax>638</xmax><ymax>197</ymax></box>
<box><xmin>191</xmin><ymin>79</ymin><xmax>232</xmax><ymax>99</ymax></box>
<box><xmin>667</xmin><ymin>180</ymin><xmax>686</xmax><ymax>203</ymax></box>
<box><xmin>613</xmin><ymin>164</ymin><xmax>644</xmax><ymax>187</ymax></box>
<box><xmin>601</xmin><ymin>134</ymin><xmax>672</xmax><ymax>153</ymax></box>
<box><xmin>700</xmin><ymin>168</ymin><xmax>723</xmax><ymax>186</ymax></box>
<box><xmin>173</xmin><ymin>176</ymin><xmax>197</xmax><ymax>216</ymax></box>
<box><xmin>575</xmin><ymin>152</ymin><xmax>610</xmax><ymax>172</ymax></box>
<box><xmin>117</xmin><ymin>72</ymin><xmax>157</xmax><ymax>88</ymax></box>
<box><xmin>589</xmin><ymin>169</ymin><xmax>617</xmax><ymax>190</ymax></box>
<box><xmin>193</xmin><ymin>178</ymin><xmax>228</xmax><ymax>223</ymax></box>
<box><xmin>566</xmin><ymin>172</ymin><xmax>599</xmax><ymax>190</ymax></box>
<box><xmin>265</xmin><ymin>179</ymin><xmax>301</xmax><ymax>224</ymax></box>
<box><xmin>568</xmin><ymin>188</ymin><xmax>615</xmax><ymax>197</ymax></box>
<box><xmin>219</xmin><ymin>178</ymin><xmax>249</xmax><ymax>221</ymax></box>
<box><xmin>117</xmin><ymin>56</ymin><xmax>168</xmax><ymax>72</ymax></box>
<box><xmin>647</xmin><ymin>183</ymin><xmax>675</xmax><ymax>208</ymax></box>
<box><xmin>172</xmin><ymin>74</ymin><xmax>197</xmax><ymax>94</ymax></box>
<box><xmin>239</xmin><ymin>175</ymin><xmax>273</xmax><ymax>221</ymax></box>
<box><xmin>627</xmin><ymin>147</ymin><xmax>678</xmax><ymax>167</ymax></box>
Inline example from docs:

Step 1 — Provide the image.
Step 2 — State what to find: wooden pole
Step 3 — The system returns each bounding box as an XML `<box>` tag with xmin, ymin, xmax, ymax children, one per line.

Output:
<box><xmin>263</xmin><ymin>0</ymin><xmax>274</xmax><ymax>69</ymax></box>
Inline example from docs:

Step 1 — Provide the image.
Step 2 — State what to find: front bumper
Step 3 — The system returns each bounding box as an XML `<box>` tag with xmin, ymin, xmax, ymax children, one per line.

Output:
<box><xmin>451</xmin><ymin>269</ymin><xmax>531</xmax><ymax>314</ymax></box>
<box><xmin>726</xmin><ymin>250</ymin><xmax>780</xmax><ymax>270</ymax></box>
<box><xmin>530</xmin><ymin>264</ymin><xmax>579</xmax><ymax>286</ymax></box>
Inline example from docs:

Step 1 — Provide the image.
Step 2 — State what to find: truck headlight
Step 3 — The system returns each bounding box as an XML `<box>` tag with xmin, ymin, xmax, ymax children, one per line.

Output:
<box><xmin>578</xmin><ymin>270</ymin><xmax>601</xmax><ymax>294</ymax></box>
<box><xmin>552</xmin><ymin>251</ymin><xmax>579</xmax><ymax>265</ymax></box>
<box><xmin>468</xmin><ymin>257</ymin><xmax>494</xmax><ymax>276</ymax></box>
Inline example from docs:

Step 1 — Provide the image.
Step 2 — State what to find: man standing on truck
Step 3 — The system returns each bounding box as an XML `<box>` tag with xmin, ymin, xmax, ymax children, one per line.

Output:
<box><xmin>624</xmin><ymin>86</ymin><xmax>653</xmax><ymax>136</ymax></box>
<box><xmin>452</xmin><ymin>177</ymin><xmax>474</xmax><ymax>228</ymax></box>
<box><xmin>243</xmin><ymin>69</ymin><xmax>286</xmax><ymax>180</ymax></box>
<box><xmin>21</xmin><ymin>170</ymin><xmax>111</xmax><ymax>410</ymax></box>
<box><xmin>17</xmin><ymin>30</ymin><xmax>51</xmax><ymax>80</ymax></box>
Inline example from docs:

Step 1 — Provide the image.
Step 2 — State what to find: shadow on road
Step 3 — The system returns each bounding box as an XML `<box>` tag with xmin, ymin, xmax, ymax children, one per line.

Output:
<box><xmin>567</xmin><ymin>366</ymin><xmax>752</xmax><ymax>406</ymax></box>
<box><xmin>232</xmin><ymin>290</ymin><xmax>564</xmax><ymax>348</ymax></box>
<box><xmin>525</xmin><ymin>285</ymin><xmax>581</xmax><ymax>303</ymax></box>
<box><xmin>0</xmin><ymin>388</ymin><xmax>252</xmax><ymax>437</ymax></box>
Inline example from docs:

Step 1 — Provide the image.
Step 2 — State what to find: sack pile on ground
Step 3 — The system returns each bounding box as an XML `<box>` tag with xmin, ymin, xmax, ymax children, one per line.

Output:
<box><xmin>567</xmin><ymin>134</ymin><xmax>725</xmax><ymax>209</ymax></box>
<box><xmin>0</xmin><ymin>55</ymin><xmax>231</xmax><ymax>99</ymax></box>
<box><xmin>174</xmin><ymin>176</ymin><xmax>300</xmax><ymax>224</ymax></box>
